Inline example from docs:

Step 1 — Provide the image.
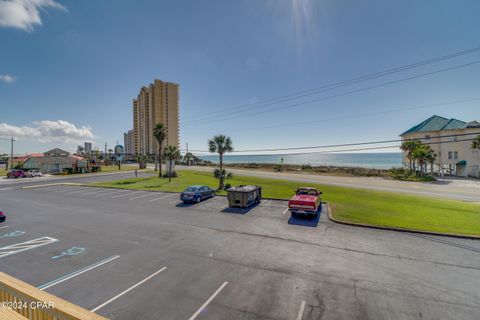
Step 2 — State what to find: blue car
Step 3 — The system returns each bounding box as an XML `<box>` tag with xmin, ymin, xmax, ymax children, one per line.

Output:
<box><xmin>180</xmin><ymin>185</ymin><xmax>215</xmax><ymax>203</ymax></box>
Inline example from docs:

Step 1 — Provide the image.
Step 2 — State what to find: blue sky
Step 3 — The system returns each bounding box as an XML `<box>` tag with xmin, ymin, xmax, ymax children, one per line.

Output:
<box><xmin>1</xmin><ymin>0</ymin><xmax>479</xmax><ymax>155</ymax></box>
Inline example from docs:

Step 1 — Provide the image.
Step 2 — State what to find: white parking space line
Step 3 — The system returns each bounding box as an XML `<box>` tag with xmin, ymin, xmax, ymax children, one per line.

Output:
<box><xmin>0</xmin><ymin>187</ymin><xmax>13</xmax><ymax>191</ymax></box>
<box><xmin>170</xmin><ymin>199</ymin><xmax>182</xmax><ymax>205</ymax></box>
<box><xmin>0</xmin><ymin>226</ymin><xmax>8</xmax><ymax>230</ymax></box>
<box><xmin>148</xmin><ymin>194</ymin><xmax>177</xmax><ymax>202</ymax></box>
<box><xmin>219</xmin><ymin>203</ymin><xmax>229</xmax><ymax>209</ymax></box>
<box><xmin>129</xmin><ymin>193</ymin><xmax>154</xmax><ymax>200</ymax></box>
<box><xmin>38</xmin><ymin>255</ymin><xmax>120</xmax><ymax>290</ymax></box>
<box><xmin>296</xmin><ymin>301</ymin><xmax>306</xmax><ymax>320</ymax></box>
<box><xmin>188</xmin><ymin>281</ymin><xmax>228</xmax><ymax>320</ymax></box>
<box><xmin>91</xmin><ymin>266</ymin><xmax>167</xmax><ymax>313</ymax></box>
<box><xmin>112</xmin><ymin>191</ymin><xmax>142</xmax><ymax>199</ymax></box>
<box><xmin>95</xmin><ymin>189</ymin><xmax>125</xmax><ymax>197</ymax></box>
<box><xmin>282</xmin><ymin>208</ymin><xmax>290</xmax><ymax>215</ymax></box>
<box><xmin>0</xmin><ymin>237</ymin><xmax>58</xmax><ymax>259</ymax></box>
<box><xmin>65</xmin><ymin>188</ymin><xmax>92</xmax><ymax>195</ymax></box>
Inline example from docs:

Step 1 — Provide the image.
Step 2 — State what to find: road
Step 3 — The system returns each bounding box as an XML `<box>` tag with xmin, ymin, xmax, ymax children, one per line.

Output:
<box><xmin>1</xmin><ymin>183</ymin><xmax>480</xmax><ymax>319</ymax></box>
<box><xmin>182</xmin><ymin>165</ymin><xmax>480</xmax><ymax>202</ymax></box>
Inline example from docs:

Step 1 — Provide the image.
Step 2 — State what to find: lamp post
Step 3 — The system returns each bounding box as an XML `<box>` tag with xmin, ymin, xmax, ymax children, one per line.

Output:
<box><xmin>9</xmin><ymin>137</ymin><xmax>16</xmax><ymax>170</ymax></box>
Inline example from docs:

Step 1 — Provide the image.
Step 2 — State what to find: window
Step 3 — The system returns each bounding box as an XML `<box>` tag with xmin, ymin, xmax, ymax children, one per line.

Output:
<box><xmin>454</xmin><ymin>151</ymin><xmax>458</xmax><ymax>160</ymax></box>
<box><xmin>448</xmin><ymin>151</ymin><xmax>453</xmax><ymax>160</ymax></box>
<box><xmin>425</xmin><ymin>135</ymin><xmax>430</xmax><ymax>140</ymax></box>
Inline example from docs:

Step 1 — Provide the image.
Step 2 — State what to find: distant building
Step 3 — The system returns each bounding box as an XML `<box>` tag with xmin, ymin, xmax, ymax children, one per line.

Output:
<box><xmin>124</xmin><ymin>129</ymin><xmax>134</xmax><ymax>154</ymax></box>
<box><xmin>401</xmin><ymin>115</ymin><xmax>480</xmax><ymax>177</ymax></box>
<box><xmin>131</xmin><ymin>79</ymin><xmax>179</xmax><ymax>155</ymax></box>
<box><xmin>84</xmin><ymin>142</ymin><xmax>92</xmax><ymax>155</ymax></box>
<box><xmin>23</xmin><ymin>148</ymin><xmax>87</xmax><ymax>174</ymax></box>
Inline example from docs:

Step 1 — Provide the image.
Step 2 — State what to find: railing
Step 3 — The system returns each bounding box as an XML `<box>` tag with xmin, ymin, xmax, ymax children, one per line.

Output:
<box><xmin>0</xmin><ymin>272</ymin><xmax>108</xmax><ymax>320</ymax></box>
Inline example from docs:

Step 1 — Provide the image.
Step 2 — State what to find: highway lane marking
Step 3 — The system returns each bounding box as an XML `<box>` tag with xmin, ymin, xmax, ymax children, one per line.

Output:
<box><xmin>0</xmin><ymin>237</ymin><xmax>58</xmax><ymax>259</ymax></box>
<box><xmin>282</xmin><ymin>208</ymin><xmax>290</xmax><ymax>215</ymax></box>
<box><xmin>0</xmin><ymin>187</ymin><xmax>13</xmax><ymax>191</ymax></box>
<box><xmin>149</xmin><ymin>194</ymin><xmax>177</xmax><ymax>202</ymax></box>
<box><xmin>112</xmin><ymin>191</ymin><xmax>142</xmax><ymax>199</ymax></box>
<box><xmin>91</xmin><ymin>266</ymin><xmax>167</xmax><ymax>313</ymax></box>
<box><xmin>296</xmin><ymin>300</ymin><xmax>306</xmax><ymax>320</ymax></box>
<box><xmin>38</xmin><ymin>255</ymin><xmax>120</xmax><ymax>290</ymax></box>
<box><xmin>129</xmin><ymin>193</ymin><xmax>154</xmax><ymax>200</ymax></box>
<box><xmin>188</xmin><ymin>281</ymin><xmax>228</xmax><ymax>320</ymax></box>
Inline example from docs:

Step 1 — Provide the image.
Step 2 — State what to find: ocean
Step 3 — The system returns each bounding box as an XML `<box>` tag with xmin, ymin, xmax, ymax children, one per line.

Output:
<box><xmin>198</xmin><ymin>153</ymin><xmax>402</xmax><ymax>170</ymax></box>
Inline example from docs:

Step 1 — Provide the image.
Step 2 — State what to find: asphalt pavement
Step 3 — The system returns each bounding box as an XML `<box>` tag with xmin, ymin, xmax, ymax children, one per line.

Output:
<box><xmin>1</xmin><ymin>184</ymin><xmax>480</xmax><ymax>319</ymax></box>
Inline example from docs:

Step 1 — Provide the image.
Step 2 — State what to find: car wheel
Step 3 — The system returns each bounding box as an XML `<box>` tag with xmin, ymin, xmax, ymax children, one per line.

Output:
<box><xmin>196</xmin><ymin>196</ymin><xmax>201</xmax><ymax>203</ymax></box>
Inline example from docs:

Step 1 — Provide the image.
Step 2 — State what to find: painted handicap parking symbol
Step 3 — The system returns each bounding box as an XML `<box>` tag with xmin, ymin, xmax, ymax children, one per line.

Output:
<box><xmin>0</xmin><ymin>230</ymin><xmax>25</xmax><ymax>239</ymax></box>
<box><xmin>51</xmin><ymin>247</ymin><xmax>85</xmax><ymax>260</ymax></box>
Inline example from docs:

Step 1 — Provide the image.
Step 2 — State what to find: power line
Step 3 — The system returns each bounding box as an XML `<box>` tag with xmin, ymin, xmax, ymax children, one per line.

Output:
<box><xmin>186</xmin><ymin>137</ymin><xmax>477</xmax><ymax>157</ymax></box>
<box><xmin>181</xmin><ymin>131</ymin><xmax>480</xmax><ymax>154</ymax></box>
<box><xmin>185</xmin><ymin>60</ymin><xmax>480</xmax><ymax>125</ymax></box>
<box><xmin>208</xmin><ymin>98</ymin><xmax>480</xmax><ymax>134</ymax></box>
<box><xmin>183</xmin><ymin>46</ymin><xmax>480</xmax><ymax>122</ymax></box>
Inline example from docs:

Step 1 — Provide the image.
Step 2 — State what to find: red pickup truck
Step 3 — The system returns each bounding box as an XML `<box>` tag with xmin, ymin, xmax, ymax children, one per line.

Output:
<box><xmin>288</xmin><ymin>187</ymin><xmax>322</xmax><ymax>217</ymax></box>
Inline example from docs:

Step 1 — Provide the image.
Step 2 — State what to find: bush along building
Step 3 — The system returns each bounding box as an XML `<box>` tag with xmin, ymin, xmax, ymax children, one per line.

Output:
<box><xmin>401</xmin><ymin>115</ymin><xmax>480</xmax><ymax>177</ymax></box>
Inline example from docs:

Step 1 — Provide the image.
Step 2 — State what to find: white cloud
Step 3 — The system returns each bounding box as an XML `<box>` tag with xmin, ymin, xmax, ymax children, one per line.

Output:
<box><xmin>0</xmin><ymin>120</ymin><xmax>94</xmax><ymax>144</ymax></box>
<box><xmin>0</xmin><ymin>0</ymin><xmax>66</xmax><ymax>32</ymax></box>
<box><xmin>0</xmin><ymin>74</ymin><xmax>17</xmax><ymax>83</ymax></box>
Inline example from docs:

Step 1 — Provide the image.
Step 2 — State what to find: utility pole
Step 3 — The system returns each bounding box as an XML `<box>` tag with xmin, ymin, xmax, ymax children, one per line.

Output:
<box><xmin>9</xmin><ymin>137</ymin><xmax>15</xmax><ymax>170</ymax></box>
<box><xmin>104</xmin><ymin>142</ymin><xmax>108</xmax><ymax>165</ymax></box>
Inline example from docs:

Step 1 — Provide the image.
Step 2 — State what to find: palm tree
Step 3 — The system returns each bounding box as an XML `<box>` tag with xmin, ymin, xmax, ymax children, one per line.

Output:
<box><xmin>412</xmin><ymin>145</ymin><xmax>435</xmax><ymax>175</ymax></box>
<box><xmin>153</xmin><ymin>123</ymin><xmax>167</xmax><ymax>178</ymax></box>
<box><xmin>472</xmin><ymin>135</ymin><xmax>480</xmax><ymax>151</ymax></box>
<box><xmin>400</xmin><ymin>140</ymin><xmax>421</xmax><ymax>173</ymax></box>
<box><xmin>208</xmin><ymin>135</ymin><xmax>233</xmax><ymax>189</ymax></box>
<box><xmin>183</xmin><ymin>152</ymin><xmax>194</xmax><ymax>165</ymax></box>
<box><xmin>163</xmin><ymin>146</ymin><xmax>180</xmax><ymax>182</ymax></box>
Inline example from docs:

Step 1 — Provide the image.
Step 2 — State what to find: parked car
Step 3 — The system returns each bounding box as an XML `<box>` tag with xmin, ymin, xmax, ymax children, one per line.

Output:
<box><xmin>288</xmin><ymin>187</ymin><xmax>322</xmax><ymax>218</ymax></box>
<box><xmin>180</xmin><ymin>185</ymin><xmax>215</xmax><ymax>203</ymax></box>
<box><xmin>27</xmin><ymin>170</ymin><xmax>43</xmax><ymax>177</ymax></box>
<box><xmin>0</xmin><ymin>209</ymin><xmax>5</xmax><ymax>223</ymax></box>
<box><xmin>7</xmin><ymin>169</ymin><xmax>26</xmax><ymax>179</ymax></box>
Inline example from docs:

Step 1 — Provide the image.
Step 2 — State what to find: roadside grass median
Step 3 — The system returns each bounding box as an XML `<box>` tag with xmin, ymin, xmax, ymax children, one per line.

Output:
<box><xmin>91</xmin><ymin>169</ymin><xmax>480</xmax><ymax>237</ymax></box>
<box><xmin>100</xmin><ymin>164</ymin><xmax>139</xmax><ymax>173</ymax></box>
<box><xmin>0</xmin><ymin>169</ymin><xmax>5</xmax><ymax>177</ymax></box>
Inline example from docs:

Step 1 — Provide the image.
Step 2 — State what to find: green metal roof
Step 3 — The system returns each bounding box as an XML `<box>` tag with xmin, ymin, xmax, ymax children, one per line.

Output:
<box><xmin>401</xmin><ymin>115</ymin><xmax>466</xmax><ymax>136</ymax></box>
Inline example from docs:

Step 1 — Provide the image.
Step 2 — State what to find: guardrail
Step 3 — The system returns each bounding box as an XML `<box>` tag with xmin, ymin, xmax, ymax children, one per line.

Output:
<box><xmin>0</xmin><ymin>272</ymin><xmax>108</xmax><ymax>320</ymax></box>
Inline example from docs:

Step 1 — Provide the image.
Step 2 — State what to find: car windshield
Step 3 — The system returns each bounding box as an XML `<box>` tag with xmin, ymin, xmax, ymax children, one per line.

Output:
<box><xmin>297</xmin><ymin>189</ymin><xmax>317</xmax><ymax>196</ymax></box>
<box><xmin>184</xmin><ymin>187</ymin><xmax>198</xmax><ymax>192</ymax></box>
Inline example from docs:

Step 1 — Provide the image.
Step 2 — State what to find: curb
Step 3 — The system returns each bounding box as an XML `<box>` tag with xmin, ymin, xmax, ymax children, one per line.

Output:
<box><xmin>327</xmin><ymin>203</ymin><xmax>480</xmax><ymax>240</ymax></box>
<box><xmin>21</xmin><ymin>182</ymin><xmax>84</xmax><ymax>189</ymax></box>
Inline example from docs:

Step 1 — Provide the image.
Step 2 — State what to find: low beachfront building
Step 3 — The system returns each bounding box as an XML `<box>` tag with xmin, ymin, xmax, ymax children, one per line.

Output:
<box><xmin>23</xmin><ymin>148</ymin><xmax>87</xmax><ymax>174</ymax></box>
<box><xmin>400</xmin><ymin>115</ymin><xmax>480</xmax><ymax>177</ymax></box>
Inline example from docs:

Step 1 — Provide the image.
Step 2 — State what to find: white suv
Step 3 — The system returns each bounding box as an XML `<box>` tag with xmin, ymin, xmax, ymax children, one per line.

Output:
<box><xmin>28</xmin><ymin>170</ymin><xmax>43</xmax><ymax>177</ymax></box>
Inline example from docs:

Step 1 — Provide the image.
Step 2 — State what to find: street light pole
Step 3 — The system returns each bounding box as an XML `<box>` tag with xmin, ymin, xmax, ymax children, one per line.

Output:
<box><xmin>10</xmin><ymin>137</ymin><xmax>16</xmax><ymax>170</ymax></box>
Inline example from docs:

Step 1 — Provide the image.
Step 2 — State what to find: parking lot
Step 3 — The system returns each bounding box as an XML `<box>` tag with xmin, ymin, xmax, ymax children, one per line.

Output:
<box><xmin>1</xmin><ymin>184</ymin><xmax>480</xmax><ymax>319</ymax></box>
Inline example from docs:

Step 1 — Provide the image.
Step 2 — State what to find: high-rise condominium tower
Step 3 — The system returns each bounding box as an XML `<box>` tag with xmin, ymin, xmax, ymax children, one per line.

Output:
<box><xmin>131</xmin><ymin>79</ymin><xmax>179</xmax><ymax>155</ymax></box>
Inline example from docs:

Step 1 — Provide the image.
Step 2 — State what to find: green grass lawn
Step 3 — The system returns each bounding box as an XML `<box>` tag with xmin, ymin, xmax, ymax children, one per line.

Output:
<box><xmin>100</xmin><ymin>164</ymin><xmax>139</xmax><ymax>173</ymax></box>
<box><xmin>92</xmin><ymin>169</ymin><xmax>480</xmax><ymax>236</ymax></box>
<box><xmin>0</xmin><ymin>169</ymin><xmax>5</xmax><ymax>177</ymax></box>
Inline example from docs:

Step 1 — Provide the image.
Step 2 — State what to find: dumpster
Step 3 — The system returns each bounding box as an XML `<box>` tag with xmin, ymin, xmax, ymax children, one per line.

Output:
<box><xmin>227</xmin><ymin>185</ymin><xmax>262</xmax><ymax>208</ymax></box>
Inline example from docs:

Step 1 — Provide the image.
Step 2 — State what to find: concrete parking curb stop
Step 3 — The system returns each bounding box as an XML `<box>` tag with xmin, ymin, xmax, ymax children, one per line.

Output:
<box><xmin>327</xmin><ymin>203</ymin><xmax>480</xmax><ymax>240</ymax></box>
